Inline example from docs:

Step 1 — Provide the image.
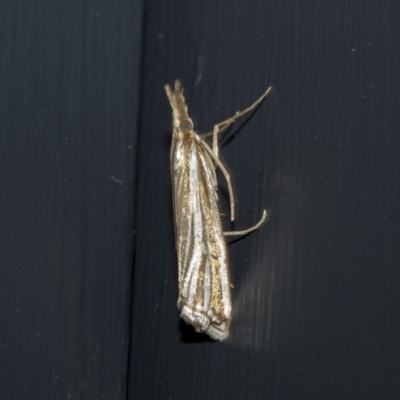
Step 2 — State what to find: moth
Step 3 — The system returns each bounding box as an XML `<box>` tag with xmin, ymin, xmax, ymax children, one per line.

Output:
<box><xmin>165</xmin><ymin>80</ymin><xmax>272</xmax><ymax>340</ymax></box>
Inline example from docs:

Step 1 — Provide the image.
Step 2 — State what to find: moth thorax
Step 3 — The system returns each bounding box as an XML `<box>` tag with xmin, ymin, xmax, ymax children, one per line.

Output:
<box><xmin>179</xmin><ymin>119</ymin><xmax>193</xmax><ymax>133</ymax></box>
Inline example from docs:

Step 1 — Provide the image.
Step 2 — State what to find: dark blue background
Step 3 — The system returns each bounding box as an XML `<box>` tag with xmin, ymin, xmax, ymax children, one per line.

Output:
<box><xmin>0</xmin><ymin>0</ymin><xmax>399</xmax><ymax>399</ymax></box>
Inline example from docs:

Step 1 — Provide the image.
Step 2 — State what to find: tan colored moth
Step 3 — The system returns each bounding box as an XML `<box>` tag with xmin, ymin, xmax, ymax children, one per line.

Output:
<box><xmin>165</xmin><ymin>80</ymin><xmax>272</xmax><ymax>340</ymax></box>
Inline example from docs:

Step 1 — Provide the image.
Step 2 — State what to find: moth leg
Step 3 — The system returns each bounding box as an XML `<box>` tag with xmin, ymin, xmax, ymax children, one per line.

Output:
<box><xmin>224</xmin><ymin>210</ymin><xmax>268</xmax><ymax>236</ymax></box>
<box><xmin>201</xmin><ymin>140</ymin><xmax>236</xmax><ymax>221</ymax></box>
<box><xmin>199</xmin><ymin>86</ymin><xmax>272</xmax><ymax>222</ymax></box>
<box><xmin>200</xmin><ymin>86</ymin><xmax>272</xmax><ymax>158</ymax></box>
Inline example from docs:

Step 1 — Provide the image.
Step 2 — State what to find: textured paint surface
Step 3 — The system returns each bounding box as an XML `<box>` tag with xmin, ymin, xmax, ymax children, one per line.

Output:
<box><xmin>0</xmin><ymin>0</ymin><xmax>142</xmax><ymax>399</ymax></box>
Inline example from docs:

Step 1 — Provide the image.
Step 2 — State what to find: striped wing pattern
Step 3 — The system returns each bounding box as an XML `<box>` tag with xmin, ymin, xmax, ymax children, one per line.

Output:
<box><xmin>171</xmin><ymin>135</ymin><xmax>231</xmax><ymax>340</ymax></box>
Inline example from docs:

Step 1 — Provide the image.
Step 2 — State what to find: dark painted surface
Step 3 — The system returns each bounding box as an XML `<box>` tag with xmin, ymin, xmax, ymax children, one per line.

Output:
<box><xmin>0</xmin><ymin>1</ymin><xmax>141</xmax><ymax>399</ymax></box>
<box><xmin>1</xmin><ymin>0</ymin><xmax>399</xmax><ymax>399</ymax></box>
<box><xmin>130</xmin><ymin>0</ymin><xmax>400</xmax><ymax>399</ymax></box>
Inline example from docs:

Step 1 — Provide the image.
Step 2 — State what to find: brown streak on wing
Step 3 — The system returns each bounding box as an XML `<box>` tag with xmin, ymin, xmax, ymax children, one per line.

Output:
<box><xmin>197</xmin><ymin>143</ymin><xmax>228</xmax><ymax>320</ymax></box>
<box><xmin>171</xmin><ymin>135</ymin><xmax>230</xmax><ymax>324</ymax></box>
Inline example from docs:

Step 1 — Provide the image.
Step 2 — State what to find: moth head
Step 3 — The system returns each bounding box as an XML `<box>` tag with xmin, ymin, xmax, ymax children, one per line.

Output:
<box><xmin>164</xmin><ymin>80</ymin><xmax>194</xmax><ymax>134</ymax></box>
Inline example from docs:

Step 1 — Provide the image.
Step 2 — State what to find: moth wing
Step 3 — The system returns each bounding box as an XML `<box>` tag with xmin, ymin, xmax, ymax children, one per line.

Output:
<box><xmin>171</xmin><ymin>137</ymin><xmax>231</xmax><ymax>340</ymax></box>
